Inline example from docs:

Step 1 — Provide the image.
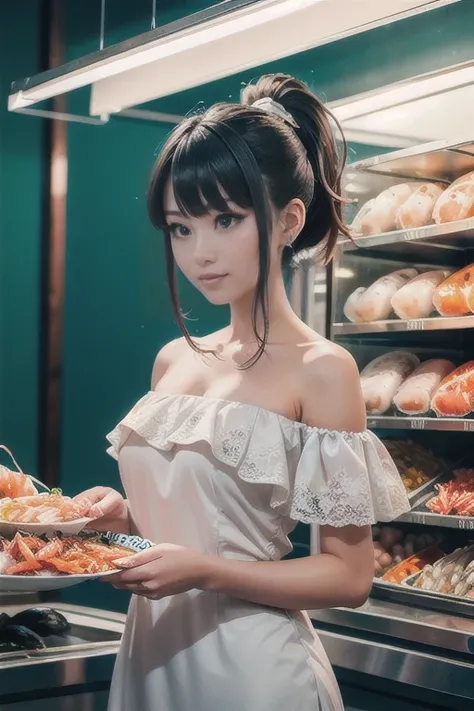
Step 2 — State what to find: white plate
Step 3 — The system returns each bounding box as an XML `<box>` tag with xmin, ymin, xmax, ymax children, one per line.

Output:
<box><xmin>0</xmin><ymin>532</ymin><xmax>153</xmax><ymax>592</ymax></box>
<box><xmin>0</xmin><ymin>517</ymin><xmax>93</xmax><ymax>537</ymax></box>
<box><xmin>0</xmin><ymin>494</ymin><xmax>95</xmax><ymax>536</ymax></box>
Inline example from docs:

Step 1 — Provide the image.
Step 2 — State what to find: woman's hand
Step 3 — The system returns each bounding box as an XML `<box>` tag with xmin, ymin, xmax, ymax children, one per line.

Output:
<box><xmin>106</xmin><ymin>544</ymin><xmax>211</xmax><ymax>600</ymax></box>
<box><xmin>73</xmin><ymin>487</ymin><xmax>130</xmax><ymax>534</ymax></box>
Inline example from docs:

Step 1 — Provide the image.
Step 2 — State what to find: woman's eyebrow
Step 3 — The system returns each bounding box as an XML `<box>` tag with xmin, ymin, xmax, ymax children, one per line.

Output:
<box><xmin>164</xmin><ymin>210</ymin><xmax>184</xmax><ymax>217</ymax></box>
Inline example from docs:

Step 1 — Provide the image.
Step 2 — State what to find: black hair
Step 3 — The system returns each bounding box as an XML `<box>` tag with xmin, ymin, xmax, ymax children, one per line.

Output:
<box><xmin>148</xmin><ymin>73</ymin><xmax>350</xmax><ymax>367</ymax></box>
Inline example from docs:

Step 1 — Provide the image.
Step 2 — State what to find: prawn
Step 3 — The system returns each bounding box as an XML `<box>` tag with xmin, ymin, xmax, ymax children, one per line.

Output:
<box><xmin>35</xmin><ymin>537</ymin><xmax>64</xmax><ymax>561</ymax></box>
<box><xmin>0</xmin><ymin>445</ymin><xmax>38</xmax><ymax>498</ymax></box>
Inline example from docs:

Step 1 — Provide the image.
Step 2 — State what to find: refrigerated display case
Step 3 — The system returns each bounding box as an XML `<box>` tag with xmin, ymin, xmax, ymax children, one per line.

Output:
<box><xmin>306</xmin><ymin>137</ymin><xmax>474</xmax><ymax>709</ymax></box>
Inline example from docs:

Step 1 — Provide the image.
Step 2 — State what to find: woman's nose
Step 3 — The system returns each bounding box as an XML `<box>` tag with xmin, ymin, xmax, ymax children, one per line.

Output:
<box><xmin>193</xmin><ymin>235</ymin><xmax>217</xmax><ymax>265</ymax></box>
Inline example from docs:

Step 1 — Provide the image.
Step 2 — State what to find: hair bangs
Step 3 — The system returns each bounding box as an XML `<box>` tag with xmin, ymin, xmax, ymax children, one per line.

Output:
<box><xmin>170</xmin><ymin>125</ymin><xmax>253</xmax><ymax>220</ymax></box>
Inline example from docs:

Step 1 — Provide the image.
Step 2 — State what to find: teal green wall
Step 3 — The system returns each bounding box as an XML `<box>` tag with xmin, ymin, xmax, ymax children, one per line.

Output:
<box><xmin>0</xmin><ymin>1</ymin><xmax>43</xmax><ymax>475</ymax></box>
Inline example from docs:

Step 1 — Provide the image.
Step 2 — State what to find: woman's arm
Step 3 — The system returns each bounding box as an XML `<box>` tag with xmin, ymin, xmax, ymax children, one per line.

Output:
<box><xmin>202</xmin><ymin>524</ymin><xmax>373</xmax><ymax>609</ymax></box>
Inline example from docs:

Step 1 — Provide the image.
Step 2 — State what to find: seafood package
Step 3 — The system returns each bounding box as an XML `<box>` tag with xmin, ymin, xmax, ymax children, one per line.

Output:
<box><xmin>433</xmin><ymin>264</ymin><xmax>474</xmax><ymax>317</ymax></box>
<box><xmin>342</xmin><ymin>266</ymin><xmax>474</xmax><ymax>324</ymax></box>
<box><xmin>350</xmin><ymin>183</ymin><xmax>431</xmax><ymax>236</ymax></box>
<box><xmin>350</xmin><ymin>170</ymin><xmax>474</xmax><ymax>237</ymax></box>
<box><xmin>382</xmin><ymin>440</ymin><xmax>445</xmax><ymax>494</ymax></box>
<box><xmin>0</xmin><ymin>607</ymin><xmax>69</xmax><ymax>653</ymax></box>
<box><xmin>0</xmin><ymin>445</ymin><xmax>93</xmax><ymax>535</ymax></box>
<box><xmin>431</xmin><ymin>362</ymin><xmax>474</xmax><ymax>417</ymax></box>
<box><xmin>408</xmin><ymin>544</ymin><xmax>474</xmax><ymax>599</ymax></box>
<box><xmin>391</xmin><ymin>270</ymin><xmax>451</xmax><ymax>321</ymax></box>
<box><xmin>343</xmin><ymin>269</ymin><xmax>418</xmax><ymax>323</ymax></box>
<box><xmin>433</xmin><ymin>171</ymin><xmax>474</xmax><ymax>224</ymax></box>
<box><xmin>393</xmin><ymin>359</ymin><xmax>456</xmax><ymax>416</ymax></box>
<box><xmin>358</xmin><ymin>353</ymin><xmax>474</xmax><ymax>419</ymax></box>
<box><xmin>381</xmin><ymin>544</ymin><xmax>444</xmax><ymax>585</ymax></box>
<box><xmin>372</xmin><ymin>525</ymin><xmax>440</xmax><ymax>577</ymax></box>
<box><xmin>425</xmin><ymin>469</ymin><xmax>474</xmax><ymax>517</ymax></box>
<box><xmin>0</xmin><ymin>530</ymin><xmax>153</xmax><ymax>592</ymax></box>
<box><xmin>360</xmin><ymin>351</ymin><xmax>419</xmax><ymax>414</ymax></box>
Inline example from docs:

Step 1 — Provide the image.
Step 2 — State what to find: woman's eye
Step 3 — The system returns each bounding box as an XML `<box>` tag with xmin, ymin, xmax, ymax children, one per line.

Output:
<box><xmin>168</xmin><ymin>223</ymin><xmax>191</xmax><ymax>238</ymax></box>
<box><xmin>216</xmin><ymin>214</ymin><xmax>241</xmax><ymax>229</ymax></box>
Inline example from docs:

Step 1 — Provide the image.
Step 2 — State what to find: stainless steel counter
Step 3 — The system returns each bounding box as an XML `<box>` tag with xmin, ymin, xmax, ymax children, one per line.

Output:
<box><xmin>0</xmin><ymin>603</ymin><xmax>125</xmax><ymax>703</ymax></box>
<box><xmin>311</xmin><ymin>600</ymin><xmax>474</xmax><ymax>701</ymax></box>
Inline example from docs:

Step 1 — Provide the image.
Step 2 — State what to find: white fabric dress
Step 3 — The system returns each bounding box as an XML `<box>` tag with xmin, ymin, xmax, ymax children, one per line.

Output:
<box><xmin>106</xmin><ymin>392</ymin><xmax>410</xmax><ymax>711</ymax></box>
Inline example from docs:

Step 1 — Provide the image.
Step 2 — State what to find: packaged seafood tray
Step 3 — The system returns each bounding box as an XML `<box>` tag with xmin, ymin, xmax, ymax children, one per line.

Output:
<box><xmin>402</xmin><ymin>468</ymin><xmax>474</xmax><ymax>529</ymax></box>
<box><xmin>374</xmin><ymin>545</ymin><xmax>474</xmax><ymax>618</ymax></box>
<box><xmin>382</xmin><ymin>439</ymin><xmax>447</xmax><ymax>502</ymax></box>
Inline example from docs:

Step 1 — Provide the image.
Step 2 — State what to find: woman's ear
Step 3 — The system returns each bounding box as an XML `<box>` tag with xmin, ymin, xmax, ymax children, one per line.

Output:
<box><xmin>278</xmin><ymin>199</ymin><xmax>306</xmax><ymax>248</ymax></box>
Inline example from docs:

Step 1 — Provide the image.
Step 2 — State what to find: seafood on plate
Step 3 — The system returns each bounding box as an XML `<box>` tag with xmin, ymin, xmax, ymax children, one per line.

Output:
<box><xmin>426</xmin><ymin>469</ymin><xmax>474</xmax><ymax>516</ymax></box>
<box><xmin>0</xmin><ymin>531</ymin><xmax>137</xmax><ymax>577</ymax></box>
<box><xmin>0</xmin><ymin>494</ymin><xmax>91</xmax><ymax>525</ymax></box>
<box><xmin>0</xmin><ymin>446</ymin><xmax>38</xmax><ymax>499</ymax></box>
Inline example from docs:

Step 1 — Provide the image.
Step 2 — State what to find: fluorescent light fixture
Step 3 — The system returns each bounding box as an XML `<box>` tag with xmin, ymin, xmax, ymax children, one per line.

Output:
<box><xmin>330</xmin><ymin>59</ymin><xmax>474</xmax><ymax>146</ymax></box>
<box><xmin>8</xmin><ymin>0</ymin><xmax>458</xmax><ymax>115</ymax></box>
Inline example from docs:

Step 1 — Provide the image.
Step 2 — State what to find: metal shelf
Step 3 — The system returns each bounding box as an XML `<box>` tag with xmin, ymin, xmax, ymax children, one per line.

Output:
<box><xmin>346</xmin><ymin>138</ymin><xmax>474</xmax><ymax>183</ymax></box>
<box><xmin>339</xmin><ymin>217</ymin><xmax>474</xmax><ymax>252</ymax></box>
<box><xmin>398</xmin><ymin>509</ymin><xmax>474</xmax><ymax>530</ymax></box>
<box><xmin>333</xmin><ymin>315</ymin><xmax>474</xmax><ymax>335</ymax></box>
<box><xmin>367</xmin><ymin>415</ymin><xmax>474</xmax><ymax>432</ymax></box>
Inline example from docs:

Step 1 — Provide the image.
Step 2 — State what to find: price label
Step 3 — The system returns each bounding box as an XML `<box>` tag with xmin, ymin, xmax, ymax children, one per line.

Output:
<box><xmin>464</xmin><ymin>421</ymin><xmax>474</xmax><ymax>432</ymax></box>
<box><xmin>407</xmin><ymin>319</ymin><xmax>424</xmax><ymax>331</ymax></box>
<box><xmin>457</xmin><ymin>518</ymin><xmax>474</xmax><ymax>530</ymax></box>
<box><xmin>367</xmin><ymin>419</ymin><xmax>377</xmax><ymax>429</ymax></box>
<box><xmin>403</xmin><ymin>230</ymin><xmax>419</xmax><ymax>242</ymax></box>
<box><xmin>410</xmin><ymin>419</ymin><xmax>425</xmax><ymax>430</ymax></box>
<box><xmin>411</xmin><ymin>513</ymin><xmax>426</xmax><ymax>525</ymax></box>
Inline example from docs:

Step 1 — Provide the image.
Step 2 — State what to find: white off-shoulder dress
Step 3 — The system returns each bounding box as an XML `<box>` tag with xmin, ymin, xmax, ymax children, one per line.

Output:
<box><xmin>106</xmin><ymin>392</ymin><xmax>410</xmax><ymax>711</ymax></box>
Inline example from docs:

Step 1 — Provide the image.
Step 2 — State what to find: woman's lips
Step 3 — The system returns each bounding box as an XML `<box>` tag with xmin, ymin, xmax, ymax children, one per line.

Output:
<box><xmin>198</xmin><ymin>274</ymin><xmax>228</xmax><ymax>287</ymax></box>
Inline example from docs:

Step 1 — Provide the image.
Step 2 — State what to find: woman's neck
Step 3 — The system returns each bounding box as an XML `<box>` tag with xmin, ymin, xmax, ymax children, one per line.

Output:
<box><xmin>228</xmin><ymin>274</ymin><xmax>298</xmax><ymax>344</ymax></box>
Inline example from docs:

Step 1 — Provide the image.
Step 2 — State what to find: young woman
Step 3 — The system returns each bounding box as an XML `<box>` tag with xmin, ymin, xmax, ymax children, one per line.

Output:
<box><xmin>75</xmin><ymin>73</ymin><xmax>410</xmax><ymax>711</ymax></box>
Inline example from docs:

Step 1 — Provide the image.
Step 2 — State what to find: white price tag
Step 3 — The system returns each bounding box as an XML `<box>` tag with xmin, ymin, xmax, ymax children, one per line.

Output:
<box><xmin>407</xmin><ymin>319</ymin><xmax>424</xmax><ymax>331</ymax></box>
<box><xmin>410</xmin><ymin>419</ymin><xmax>425</xmax><ymax>430</ymax></box>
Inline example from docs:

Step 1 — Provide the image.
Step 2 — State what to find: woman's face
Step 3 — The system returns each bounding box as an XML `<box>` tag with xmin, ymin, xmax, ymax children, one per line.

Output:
<box><xmin>163</xmin><ymin>181</ymin><xmax>288</xmax><ymax>306</ymax></box>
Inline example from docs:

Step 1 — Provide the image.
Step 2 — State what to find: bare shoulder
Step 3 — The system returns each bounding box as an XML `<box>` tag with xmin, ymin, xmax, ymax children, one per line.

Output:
<box><xmin>150</xmin><ymin>328</ymin><xmax>229</xmax><ymax>389</ymax></box>
<box><xmin>298</xmin><ymin>337</ymin><xmax>366</xmax><ymax>433</ymax></box>
<box><xmin>151</xmin><ymin>337</ymin><xmax>189</xmax><ymax>389</ymax></box>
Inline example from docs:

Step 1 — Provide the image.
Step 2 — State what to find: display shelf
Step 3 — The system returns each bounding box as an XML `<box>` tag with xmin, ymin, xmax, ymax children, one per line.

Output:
<box><xmin>397</xmin><ymin>509</ymin><xmax>474</xmax><ymax>530</ymax></box>
<box><xmin>367</xmin><ymin>415</ymin><xmax>474</xmax><ymax>432</ymax></box>
<box><xmin>333</xmin><ymin>315</ymin><xmax>474</xmax><ymax>335</ymax></box>
<box><xmin>338</xmin><ymin>217</ymin><xmax>474</xmax><ymax>253</ymax></box>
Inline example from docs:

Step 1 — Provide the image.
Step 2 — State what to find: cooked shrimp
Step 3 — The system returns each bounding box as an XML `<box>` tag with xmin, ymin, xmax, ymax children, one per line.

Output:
<box><xmin>0</xmin><ymin>445</ymin><xmax>38</xmax><ymax>498</ymax></box>
<box><xmin>36</xmin><ymin>537</ymin><xmax>64</xmax><ymax>561</ymax></box>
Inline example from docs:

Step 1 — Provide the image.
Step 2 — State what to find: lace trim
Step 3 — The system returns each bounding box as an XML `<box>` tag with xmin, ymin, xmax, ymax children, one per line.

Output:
<box><xmin>107</xmin><ymin>392</ymin><xmax>410</xmax><ymax>526</ymax></box>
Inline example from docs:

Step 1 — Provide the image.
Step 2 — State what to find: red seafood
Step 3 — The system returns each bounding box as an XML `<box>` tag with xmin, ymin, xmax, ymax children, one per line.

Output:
<box><xmin>427</xmin><ymin>469</ymin><xmax>474</xmax><ymax>516</ymax></box>
<box><xmin>0</xmin><ymin>493</ymin><xmax>92</xmax><ymax>524</ymax></box>
<box><xmin>0</xmin><ymin>443</ymin><xmax>38</xmax><ymax>499</ymax></box>
<box><xmin>431</xmin><ymin>361</ymin><xmax>474</xmax><ymax>417</ymax></box>
<box><xmin>0</xmin><ymin>532</ymin><xmax>137</xmax><ymax>577</ymax></box>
